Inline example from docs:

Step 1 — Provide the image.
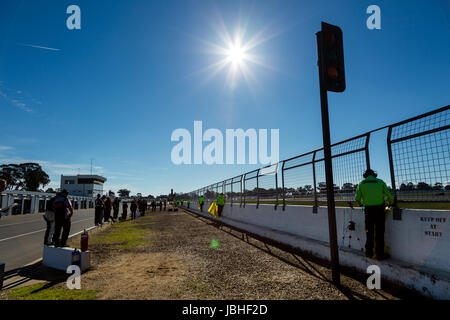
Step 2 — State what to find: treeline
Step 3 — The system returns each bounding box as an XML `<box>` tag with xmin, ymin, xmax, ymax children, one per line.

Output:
<box><xmin>0</xmin><ymin>163</ymin><xmax>50</xmax><ymax>191</ymax></box>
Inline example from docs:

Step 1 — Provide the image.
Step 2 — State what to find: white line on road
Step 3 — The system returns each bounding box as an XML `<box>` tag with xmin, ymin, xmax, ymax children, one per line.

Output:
<box><xmin>0</xmin><ymin>219</ymin><xmax>44</xmax><ymax>227</ymax></box>
<box><xmin>0</xmin><ymin>212</ymin><xmax>93</xmax><ymax>228</ymax></box>
<box><xmin>0</xmin><ymin>217</ymin><xmax>94</xmax><ymax>242</ymax></box>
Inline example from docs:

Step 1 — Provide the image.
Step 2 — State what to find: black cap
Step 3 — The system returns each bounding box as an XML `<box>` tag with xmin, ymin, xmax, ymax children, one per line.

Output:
<box><xmin>363</xmin><ymin>169</ymin><xmax>377</xmax><ymax>178</ymax></box>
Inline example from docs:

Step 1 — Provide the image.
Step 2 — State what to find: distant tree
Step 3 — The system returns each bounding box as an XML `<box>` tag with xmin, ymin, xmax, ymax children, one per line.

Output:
<box><xmin>433</xmin><ymin>182</ymin><xmax>443</xmax><ymax>191</ymax></box>
<box><xmin>20</xmin><ymin>163</ymin><xmax>50</xmax><ymax>191</ymax></box>
<box><xmin>0</xmin><ymin>164</ymin><xmax>22</xmax><ymax>189</ymax></box>
<box><xmin>417</xmin><ymin>182</ymin><xmax>432</xmax><ymax>191</ymax></box>
<box><xmin>342</xmin><ymin>183</ymin><xmax>355</xmax><ymax>192</ymax></box>
<box><xmin>400</xmin><ymin>182</ymin><xmax>415</xmax><ymax>191</ymax></box>
<box><xmin>445</xmin><ymin>185</ymin><xmax>450</xmax><ymax>191</ymax></box>
<box><xmin>45</xmin><ymin>188</ymin><xmax>56</xmax><ymax>193</ymax></box>
<box><xmin>108</xmin><ymin>190</ymin><xmax>115</xmax><ymax>197</ymax></box>
<box><xmin>118</xmin><ymin>189</ymin><xmax>131</xmax><ymax>197</ymax></box>
<box><xmin>0</xmin><ymin>163</ymin><xmax>49</xmax><ymax>191</ymax></box>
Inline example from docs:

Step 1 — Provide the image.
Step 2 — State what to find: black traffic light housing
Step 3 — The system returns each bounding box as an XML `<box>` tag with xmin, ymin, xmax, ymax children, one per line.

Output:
<box><xmin>317</xmin><ymin>22</ymin><xmax>346</xmax><ymax>92</ymax></box>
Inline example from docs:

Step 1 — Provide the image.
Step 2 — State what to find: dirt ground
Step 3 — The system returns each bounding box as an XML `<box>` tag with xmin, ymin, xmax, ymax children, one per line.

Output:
<box><xmin>75</xmin><ymin>209</ymin><xmax>400</xmax><ymax>300</ymax></box>
<box><xmin>2</xmin><ymin>209</ymin><xmax>403</xmax><ymax>300</ymax></box>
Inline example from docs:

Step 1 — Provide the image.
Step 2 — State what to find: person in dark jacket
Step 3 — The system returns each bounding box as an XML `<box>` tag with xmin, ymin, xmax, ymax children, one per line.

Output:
<box><xmin>130</xmin><ymin>200</ymin><xmax>137</xmax><ymax>220</ymax></box>
<box><xmin>94</xmin><ymin>194</ymin><xmax>104</xmax><ymax>226</ymax></box>
<box><xmin>104</xmin><ymin>197</ymin><xmax>112</xmax><ymax>222</ymax></box>
<box><xmin>43</xmin><ymin>195</ymin><xmax>56</xmax><ymax>245</ymax></box>
<box><xmin>52</xmin><ymin>189</ymin><xmax>73</xmax><ymax>247</ymax></box>
<box><xmin>121</xmin><ymin>201</ymin><xmax>128</xmax><ymax>221</ymax></box>
<box><xmin>113</xmin><ymin>197</ymin><xmax>120</xmax><ymax>220</ymax></box>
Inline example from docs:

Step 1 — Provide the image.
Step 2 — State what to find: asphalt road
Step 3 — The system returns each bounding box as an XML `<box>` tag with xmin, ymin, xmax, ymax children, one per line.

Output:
<box><xmin>0</xmin><ymin>209</ymin><xmax>97</xmax><ymax>272</ymax></box>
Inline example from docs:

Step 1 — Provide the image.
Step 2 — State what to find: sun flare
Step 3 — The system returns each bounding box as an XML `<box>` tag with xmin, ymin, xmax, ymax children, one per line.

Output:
<box><xmin>227</xmin><ymin>44</ymin><xmax>245</xmax><ymax>65</ymax></box>
<box><xmin>194</xmin><ymin>13</ymin><xmax>280</xmax><ymax>89</ymax></box>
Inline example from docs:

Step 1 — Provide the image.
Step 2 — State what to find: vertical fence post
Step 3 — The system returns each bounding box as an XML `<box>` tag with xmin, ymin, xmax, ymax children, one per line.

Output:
<box><xmin>281</xmin><ymin>161</ymin><xmax>286</xmax><ymax>211</ymax></box>
<box><xmin>256</xmin><ymin>169</ymin><xmax>260</xmax><ymax>209</ymax></box>
<box><xmin>243</xmin><ymin>174</ymin><xmax>246</xmax><ymax>208</ymax></box>
<box><xmin>240</xmin><ymin>175</ymin><xmax>243</xmax><ymax>208</ymax></box>
<box><xmin>230</xmin><ymin>180</ymin><xmax>233</xmax><ymax>207</ymax></box>
<box><xmin>275</xmin><ymin>163</ymin><xmax>279</xmax><ymax>211</ymax></box>
<box><xmin>312</xmin><ymin>151</ymin><xmax>318</xmax><ymax>214</ymax></box>
<box><xmin>365</xmin><ymin>133</ymin><xmax>371</xmax><ymax>170</ymax></box>
<box><xmin>387</xmin><ymin>126</ymin><xmax>402</xmax><ymax>220</ymax></box>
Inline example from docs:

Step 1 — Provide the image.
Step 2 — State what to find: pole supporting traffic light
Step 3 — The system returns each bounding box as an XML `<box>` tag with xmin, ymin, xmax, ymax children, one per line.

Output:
<box><xmin>316</xmin><ymin>22</ymin><xmax>345</xmax><ymax>286</ymax></box>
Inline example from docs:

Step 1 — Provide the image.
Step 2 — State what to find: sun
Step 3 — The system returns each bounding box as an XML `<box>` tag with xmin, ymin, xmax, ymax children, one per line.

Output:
<box><xmin>227</xmin><ymin>44</ymin><xmax>245</xmax><ymax>65</ymax></box>
<box><xmin>194</xmin><ymin>14</ymin><xmax>279</xmax><ymax>89</ymax></box>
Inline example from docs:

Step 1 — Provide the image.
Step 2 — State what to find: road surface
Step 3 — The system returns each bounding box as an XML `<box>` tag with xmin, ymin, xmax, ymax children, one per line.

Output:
<box><xmin>0</xmin><ymin>209</ymin><xmax>96</xmax><ymax>272</ymax></box>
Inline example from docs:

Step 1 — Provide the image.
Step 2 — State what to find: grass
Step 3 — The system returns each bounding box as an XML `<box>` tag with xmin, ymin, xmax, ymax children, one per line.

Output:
<box><xmin>7</xmin><ymin>283</ymin><xmax>97</xmax><ymax>300</ymax></box>
<box><xmin>90</xmin><ymin>216</ymin><xmax>154</xmax><ymax>249</ymax></box>
<box><xmin>185</xmin><ymin>279</ymin><xmax>213</xmax><ymax>298</ymax></box>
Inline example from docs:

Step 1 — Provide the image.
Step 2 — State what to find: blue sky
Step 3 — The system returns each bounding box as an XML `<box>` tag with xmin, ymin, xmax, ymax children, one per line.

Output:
<box><xmin>0</xmin><ymin>0</ymin><xmax>449</xmax><ymax>196</ymax></box>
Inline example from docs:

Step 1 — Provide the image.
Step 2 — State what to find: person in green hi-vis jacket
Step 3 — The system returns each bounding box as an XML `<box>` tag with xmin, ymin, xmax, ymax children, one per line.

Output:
<box><xmin>198</xmin><ymin>195</ymin><xmax>205</xmax><ymax>212</ymax></box>
<box><xmin>355</xmin><ymin>169</ymin><xmax>393</xmax><ymax>260</ymax></box>
<box><xmin>217</xmin><ymin>193</ymin><xmax>225</xmax><ymax>218</ymax></box>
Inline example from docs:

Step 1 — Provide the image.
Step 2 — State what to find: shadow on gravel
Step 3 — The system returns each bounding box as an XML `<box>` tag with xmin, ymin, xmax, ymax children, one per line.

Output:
<box><xmin>183</xmin><ymin>210</ymin><xmax>423</xmax><ymax>300</ymax></box>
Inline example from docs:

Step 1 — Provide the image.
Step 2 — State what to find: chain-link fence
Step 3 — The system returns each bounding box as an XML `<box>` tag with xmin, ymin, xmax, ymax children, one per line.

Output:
<box><xmin>388</xmin><ymin>105</ymin><xmax>450</xmax><ymax>203</ymax></box>
<box><xmin>182</xmin><ymin>105</ymin><xmax>449</xmax><ymax>209</ymax></box>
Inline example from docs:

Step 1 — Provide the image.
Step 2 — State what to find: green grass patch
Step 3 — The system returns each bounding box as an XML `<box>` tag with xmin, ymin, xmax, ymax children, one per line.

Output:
<box><xmin>8</xmin><ymin>283</ymin><xmax>97</xmax><ymax>300</ymax></box>
<box><xmin>90</xmin><ymin>216</ymin><xmax>154</xmax><ymax>249</ymax></box>
<box><xmin>185</xmin><ymin>279</ymin><xmax>213</xmax><ymax>298</ymax></box>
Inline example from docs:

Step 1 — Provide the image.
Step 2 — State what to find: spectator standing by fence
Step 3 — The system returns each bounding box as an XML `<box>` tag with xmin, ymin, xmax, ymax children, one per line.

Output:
<box><xmin>104</xmin><ymin>196</ymin><xmax>112</xmax><ymax>222</ymax></box>
<box><xmin>130</xmin><ymin>200</ymin><xmax>137</xmax><ymax>220</ymax></box>
<box><xmin>95</xmin><ymin>194</ymin><xmax>104</xmax><ymax>226</ymax></box>
<box><xmin>199</xmin><ymin>195</ymin><xmax>204</xmax><ymax>212</ymax></box>
<box><xmin>355</xmin><ymin>169</ymin><xmax>393</xmax><ymax>260</ymax></box>
<box><xmin>113</xmin><ymin>197</ymin><xmax>120</xmax><ymax>220</ymax></box>
<box><xmin>217</xmin><ymin>193</ymin><xmax>225</xmax><ymax>217</ymax></box>
<box><xmin>43</xmin><ymin>194</ymin><xmax>56</xmax><ymax>245</ymax></box>
<box><xmin>121</xmin><ymin>201</ymin><xmax>128</xmax><ymax>221</ymax></box>
<box><xmin>52</xmin><ymin>189</ymin><xmax>73</xmax><ymax>247</ymax></box>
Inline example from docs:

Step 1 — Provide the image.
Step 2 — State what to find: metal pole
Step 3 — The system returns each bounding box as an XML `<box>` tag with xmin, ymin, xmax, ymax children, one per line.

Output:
<box><xmin>281</xmin><ymin>161</ymin><xmax>286</xmax><ymax>211</ymax></box>
<box><xmin>317</xmin><ymin>31</ymin><xmax>341</xmax><ymax>286</ymax></box>
<box><xmin>312</xmin><ymin>151</ymin><xmax>318</xmax><ymax>213</ymax></box>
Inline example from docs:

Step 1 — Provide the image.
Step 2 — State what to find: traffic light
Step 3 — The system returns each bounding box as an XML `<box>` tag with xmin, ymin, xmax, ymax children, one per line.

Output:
<box><xmin>317</xmin><ymin>22</ymin><xmax>346</xmax><ymax>92</ymax></box>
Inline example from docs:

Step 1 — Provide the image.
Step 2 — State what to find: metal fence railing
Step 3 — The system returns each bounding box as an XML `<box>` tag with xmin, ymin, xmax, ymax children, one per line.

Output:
<box><xmin>387</xmin><ymin>105</ymin><xmax>450</xmax><ymax>204</ymax></box>
<box><xmin>179</xmin><ymin>105</ymin><xmax>450</xmax><ymax>215</ymax></box>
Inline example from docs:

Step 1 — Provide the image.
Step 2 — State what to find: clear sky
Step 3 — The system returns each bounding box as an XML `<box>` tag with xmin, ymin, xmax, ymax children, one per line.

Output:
<box><xmin>0</xmin><ymin>0</ymin><xmax>449</xmax><ymax>196</ymax></box>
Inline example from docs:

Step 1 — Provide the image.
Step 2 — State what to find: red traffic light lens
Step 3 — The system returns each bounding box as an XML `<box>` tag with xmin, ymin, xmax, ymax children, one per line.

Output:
<box><xmin>327</xmin><ymin>66</ymin><xmax>339</xmax><ymax>80</ymax></box>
